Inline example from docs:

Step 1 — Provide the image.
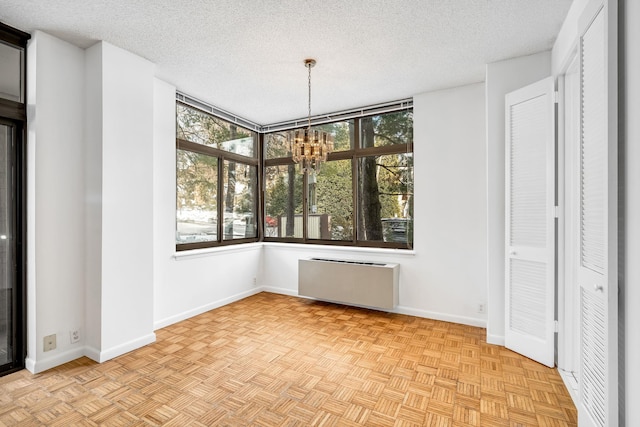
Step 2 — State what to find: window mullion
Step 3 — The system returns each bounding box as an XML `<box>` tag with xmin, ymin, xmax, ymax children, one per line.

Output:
<box><xmin>303</xmin><ymin>170</ymin><xmax>308</xmax><ymax>242</ymax></box>
<box><xmin>217</xmin><ymin>154</ymin><xmax>224</xmax><ymax>242</ymax></box>
<box><xmin>352</xmin><ymin>118</ymin><xmax>360</xmax><ymax>245</ymax></box>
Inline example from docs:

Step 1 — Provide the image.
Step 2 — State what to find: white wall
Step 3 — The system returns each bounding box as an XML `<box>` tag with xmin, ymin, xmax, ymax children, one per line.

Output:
<box><xmin>262</xmin><ymin>83</ymin><xmax>488</xmax><ymax>327</ymax></box>
<box><xmin>98</xmin><ymin>42</ymin><xmax>156</xmax><ymax>359</ymax></box>
<box><xmin>485</xmin><ymin>51</ymin><xmax>551</xmax><ymax>344</ymax></box>
<box><xmin>26</xmin><ymin>35</ymin><xmax>157</xmax><ymax>372</ymax></box>
<box><xmin>152</xmin><ymin>78</ymin><xmax>263</xmax><ymax>330</ymax></box>
<box><xmin>622</xmin><ymin>0</ymin><xmax>639</xmax><ymax>423</ymax></box>
<box><xmin>84</xmin><ymin>41</ymin><xmax>103</xmax><ymax>357</ymax></box>
<box><xmin>25</xmin><ymin>31</ymin><xmax>86</xmax><ymax>373</ymax></box>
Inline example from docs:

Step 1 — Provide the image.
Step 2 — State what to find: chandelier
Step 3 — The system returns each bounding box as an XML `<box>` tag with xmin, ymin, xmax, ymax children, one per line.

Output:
<box><xmin>288</xmin><ymin>59</ymin><xmax>334</xmax><ymax>174</ymax></box>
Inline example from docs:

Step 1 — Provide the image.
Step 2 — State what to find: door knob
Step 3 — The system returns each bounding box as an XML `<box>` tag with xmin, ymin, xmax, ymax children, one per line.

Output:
<box><xmin>594</xmin><ymin>285</ymin><xmax>604</xmax><ymax>292</ymax></box>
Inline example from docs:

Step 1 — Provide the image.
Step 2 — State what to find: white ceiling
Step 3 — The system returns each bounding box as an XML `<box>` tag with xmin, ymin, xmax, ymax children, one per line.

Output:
<box><xmin>1</xmin><ymin>0</ymin><xmax>573</xmax><ymax>125</ymax></box>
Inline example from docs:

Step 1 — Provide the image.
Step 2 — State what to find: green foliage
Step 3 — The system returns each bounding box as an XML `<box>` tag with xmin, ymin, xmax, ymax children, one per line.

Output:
<box><xmin>316</xmin><ymin>160</ymin><xmax>353</xmax><ymax>239</ymax></box>
<box><xmin>265</xmin><ymin>166</ymin><xmax>302</xmax><ymax>220</ymax></box>
<box><xmin>177</xmin><ymin>104</ymin><xmax>254</xmax><ymax>150</ymax></box>
<box><xmin>176</xmin><ymin>150</ymin><xmax>217</xmax><ymax>210</ymax></box>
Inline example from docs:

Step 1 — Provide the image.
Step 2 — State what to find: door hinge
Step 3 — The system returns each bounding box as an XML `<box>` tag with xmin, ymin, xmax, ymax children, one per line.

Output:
<box><xmin>553</xmin><ymin>91</ymin><xmax>559</xmax><ymax>104</ymax></box>
<box><xmin>554</xmin><ymin>206</ymin><xmax>559</xmax><ymax>218</ymax></box>
<box><xmin>554</xmin><ymin>320</ymin><xmax>559</xmax><ymax>333</ymax></box>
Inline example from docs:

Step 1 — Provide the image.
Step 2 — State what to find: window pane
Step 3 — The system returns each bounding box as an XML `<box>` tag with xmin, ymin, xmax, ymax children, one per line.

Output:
<box><xmin>223</xmin><ymin>161</ymin><xmax>258</xmax><ymax>240</ymax></box>
<box><xmin>360</xmin><ymin>111</ymin><xmax>413</xmax><ymax>148</ymax></box>
<box><xmin>264</xmin><ymin>132</ymin><xmax>289</xmax><ymax>159</ymax></box>
<box><xmin>0</xmin><ymin>42</ymin><xmax>23</xmax><ymax>103</ymax></box>
<box><xmin>358</xmin><ymin>153</ymin><xmax>413</xmax><ymax>244</ymax></box>
<box><xmin>264</xmin><ymin>165</ymin><xmax>303</xmax><ymax>238</ymax></box>
<box><xmin>264</xmin><ymin>120</ymin><xmax>354</xmax><ymax>160</ymax></box>
<box><xmin>177</xmin><ymin>104</ymin><xmax>257</xmax><ymax>157</ymax></box>
<box><xmin>308</xmin><ymin>160</ymin><xmax>353</xmax><ymax>240</ymax></box>
<box><xmin>314</xmin><ymin>120</ymin><xmax>354</xmax><ymax>151</ymax></box>
<box><xmin>176</xmin><ymin>150</ymin><xmax>217</xmax><ymax>244</ymax></box>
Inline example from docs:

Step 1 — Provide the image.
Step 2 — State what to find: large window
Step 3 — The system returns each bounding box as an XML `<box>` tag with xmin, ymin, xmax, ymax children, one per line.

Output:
<box><xmin>176</xmin><ymin>103</ymin><xmax>259</xmax><ymax>250</ymax></box>
<box><xmin>264</xmin><ymin>110</ymin><xmax>413</xmax><ymax>249</ymax></box>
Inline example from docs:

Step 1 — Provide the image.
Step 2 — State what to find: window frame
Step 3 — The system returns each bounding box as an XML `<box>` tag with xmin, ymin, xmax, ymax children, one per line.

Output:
<box><xmin>176</xmin><ymin>102</ymin><xmax>261</xmax><ymax>251</ymax></box>
<box><xmin>263</xmin><ymin>110</ymin><xmax>413</xmax><ymax>249</ymax></box>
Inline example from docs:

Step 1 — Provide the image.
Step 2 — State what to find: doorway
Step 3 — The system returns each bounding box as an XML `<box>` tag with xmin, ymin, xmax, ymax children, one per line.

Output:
<box><xmin>0</xmin><ymin>22</ymin><xmax>29</xmax><ymax>376</ymax></box>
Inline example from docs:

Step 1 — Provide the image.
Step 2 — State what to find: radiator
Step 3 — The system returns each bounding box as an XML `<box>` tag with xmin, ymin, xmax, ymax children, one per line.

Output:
<box><xmin>298</xmin><ymin>258</ymin><xmax>399</xmax><ymax>309</ymax></box>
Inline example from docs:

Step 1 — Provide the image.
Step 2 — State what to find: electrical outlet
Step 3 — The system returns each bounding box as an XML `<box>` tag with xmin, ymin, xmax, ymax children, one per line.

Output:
<box><xmin>70</xmin><ymin>329</ymin><xmax>80</xmax><ymax>344</ymax></box>
<box><xmin>253</xmin><ymin>277</ymin><xmax>257</xmax><ymax>285</ymax></box>
<box><xmin>43</xmin><ymin>334</ymin><xmax>57</xmax><ymax>352</ymax></box>
<box><xmin>477</xmin><ymin>303</ymin><xmax>485</xmax><ymax>314</ymax></box>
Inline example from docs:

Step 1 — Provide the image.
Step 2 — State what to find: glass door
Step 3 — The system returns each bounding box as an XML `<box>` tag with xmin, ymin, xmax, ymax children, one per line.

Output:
<box><xmin>0</xmin><ymin>120</ymin><xmax>20</xmax><ymax>373</ymax></box>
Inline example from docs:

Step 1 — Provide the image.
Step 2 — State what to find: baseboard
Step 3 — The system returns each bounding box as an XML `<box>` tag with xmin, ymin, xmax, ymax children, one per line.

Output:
<box><xmin>87</xmin><ymin>333</ymin><xmax>157</xmax><ymax>363</ymax></box>
<box><xmin>486</xmin><ymin>333</ymin><xmax>505</xmax><ymax>346</ymax></box>
<box><xmin>394</xmin><ymin>306</ymin><xmax>487</xmax><ymax>328</ymax></box>
<box><xmin>260</xmin><ymin>286</ymin><xmax>298</xmax><ymax>297</ymax></box>
<box><xmin>25</xmin><ymin>346</ymin><xmax>86</xmax><ymax>374</ymax></box>
<box><xmin>558</xmin><ymin>368</ymin><xmax>579</xmax><ymax>406</ymax></box>
<box><xmin>262</xmin><ymin>286</ymin><xmax>487</xmax><ymax>328</ymax></box>
<box><xmin>154</xmin><ymin>287</ymin><xmax>263</xmax><ymax>330</ymax></box>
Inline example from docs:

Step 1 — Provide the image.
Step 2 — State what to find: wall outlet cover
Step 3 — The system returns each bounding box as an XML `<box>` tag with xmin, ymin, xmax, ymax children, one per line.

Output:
<box><xmin>43</xmin><ymin>334</ymin><xmax>57</xmax><ymax>352</ymax></box>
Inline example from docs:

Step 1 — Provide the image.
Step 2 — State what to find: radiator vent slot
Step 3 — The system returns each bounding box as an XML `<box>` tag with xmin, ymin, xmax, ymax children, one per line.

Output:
<box><xmin>298</xmin><ymin>258</ymin><xmax>399</xmax><ymax>309</ymax></box>
<box><xmin>310</xmin><ymin>258</ymin><xmax>386</xmax><ymax>266</ymax></box>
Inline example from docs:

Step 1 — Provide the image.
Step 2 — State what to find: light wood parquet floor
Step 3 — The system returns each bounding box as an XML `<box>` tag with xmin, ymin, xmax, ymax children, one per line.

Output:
<box><xmin>0</xmin><ymin>292</ymin><xmax>577</xmax><ymax>426</ymax></box>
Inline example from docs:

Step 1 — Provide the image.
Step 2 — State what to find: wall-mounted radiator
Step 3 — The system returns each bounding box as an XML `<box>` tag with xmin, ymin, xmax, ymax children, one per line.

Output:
<box><xmin>298</xmin><ymin>258</ymin><xmax>399</xmax><ymax>309</ymax></box>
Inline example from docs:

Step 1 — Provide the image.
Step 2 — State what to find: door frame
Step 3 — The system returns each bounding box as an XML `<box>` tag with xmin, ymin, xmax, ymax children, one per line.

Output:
<box><xmin>0</xmin><ymin>21</ymin><xmax>29</xmax><ymax>376</ymax></box>
<box><xmin>556</xmin><ymin>51</ymin><xmax>581</xmax><ymax>392</ymax></box>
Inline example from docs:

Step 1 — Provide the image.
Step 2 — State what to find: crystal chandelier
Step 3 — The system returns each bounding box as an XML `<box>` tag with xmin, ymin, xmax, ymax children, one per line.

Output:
<box><xmin>288</xmin><ymin>59</ymin><xmax>334</xmax><ymax>174</ymax></box>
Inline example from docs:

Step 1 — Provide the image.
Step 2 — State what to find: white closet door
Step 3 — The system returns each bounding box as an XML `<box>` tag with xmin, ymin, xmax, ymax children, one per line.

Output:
<box><xmin>504</xmin><ymin>77</ymin><xmax>556</xmax><ymax>368</ymax></box>
<box><xmin>577</xmin><ymin>1</ymin><xmax>618</xmax><ymax>426</ymax></box>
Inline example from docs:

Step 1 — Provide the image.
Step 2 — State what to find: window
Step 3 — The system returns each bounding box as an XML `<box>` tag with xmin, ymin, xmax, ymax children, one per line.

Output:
<box><xmin>264</xmin><ymin>110</ymin><xmax>413</xmax><ymax>249</ymax></box>
<box><xmin>176</xmin><ymin>103</ymin><xmax>259</xmax><ymax>250</ymax></box>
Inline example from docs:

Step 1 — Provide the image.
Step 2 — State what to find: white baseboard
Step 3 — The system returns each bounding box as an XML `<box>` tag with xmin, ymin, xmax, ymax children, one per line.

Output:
<box><xmin>261</xmin><ymin>286</ymin><xmax>298</xmax><ymax>297</ymax></box>
<box><xmin>486</xmin><ymin>333</ymin><xmax>505</xmax><ymax>346</ymax></box>
<box><xmin>89</xmin><ymin>333</ymin><xmax>156</xmax><ymax>363</ymax></box>
<box><xmin>395</xmin><ymin>306</ymin><xmax>487</xmax><ymax>328</ymax></box>
<box><xmin>154</xmin><ymin>287</ymin><xmax>263</xmax><ymax>330</ymax></box>
<box><xmin>84</xmin><ymin>345</ymin><xmax>101</xmax><ymax>363</ymax></box>
<box><xmin>558</xmin><ymin>368</ymin><xmax>579</xmax><ymax>406</ymax></box>
<box><xmin>25</xmin><ymin>333</ymin><xmax>157</xmax><ymax>373</ymax></box>
<box><xmin>25</xmin><ymin>346</ymin><xmax>86</xmax><ymax>374</ymax></box>
<box><xmin>261</xmin><ymin>286</ymin><xmax>487</xmax><ymax>328</ymax></box>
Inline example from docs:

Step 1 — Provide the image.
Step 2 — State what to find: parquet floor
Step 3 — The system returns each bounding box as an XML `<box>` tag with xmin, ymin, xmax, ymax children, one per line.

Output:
<box><xmin>0</xmin><ymin>292</ymin><xmax>576</xmax><ymax>426</ymax></box>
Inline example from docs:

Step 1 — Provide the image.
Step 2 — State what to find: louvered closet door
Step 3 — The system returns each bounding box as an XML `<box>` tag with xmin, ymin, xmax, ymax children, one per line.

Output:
<box><xmin>505</xmin><ymin>77</ymin><xmax>555</xmax><ymax>368</ymax></box>
<box><xmin>577</xmin><ymin>1</ymin><xmax>618</xmax><ymax>426</ymax></box>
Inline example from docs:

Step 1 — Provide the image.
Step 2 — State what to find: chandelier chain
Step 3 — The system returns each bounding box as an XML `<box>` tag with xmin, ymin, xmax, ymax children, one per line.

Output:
<box><xmin>307</xmin><ymin>63</ymin><xmax>312</xmax><ymax>129</ymax></box>
<box><xmin>288</xmin><ymin>58</ymin><xmax>333</xmax><ymax>175</ymax></box>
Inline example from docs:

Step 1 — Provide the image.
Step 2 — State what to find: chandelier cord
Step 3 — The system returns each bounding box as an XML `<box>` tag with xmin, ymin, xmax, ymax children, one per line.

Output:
<box><xmin>307</xmin><ymin>63</ymin><xmax>312</xmax><ymax>130</ymax></box>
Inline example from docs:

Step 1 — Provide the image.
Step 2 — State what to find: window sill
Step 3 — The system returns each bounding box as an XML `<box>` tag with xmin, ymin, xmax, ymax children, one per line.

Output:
<box><xmin>261</xmin><ymin>242</ymin><xmax>416</xmax><ymax>257</ymax></box>
<box><xmin>174</xmin><ymin>242</ymin><xmax>263</xmax><ymax>260</ymax></box>
<box><xmin>174</xmin><ymin>241</ymin><xmax>416</xmax><ymax>260</ymax></box>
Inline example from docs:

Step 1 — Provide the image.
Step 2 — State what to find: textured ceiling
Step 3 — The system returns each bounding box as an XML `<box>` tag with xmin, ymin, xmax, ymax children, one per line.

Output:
<box><xmin>1</xmin><ymin>0</ymin><xmax>573</xmax><ymax>125</ymax></box>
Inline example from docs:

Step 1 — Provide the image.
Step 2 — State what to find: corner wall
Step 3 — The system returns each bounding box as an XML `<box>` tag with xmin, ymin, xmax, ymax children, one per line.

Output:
<box><xmin>26</xmin><ymin>31</ymin><xmax>86</xmax><ymax>372</ymax></box>
<box><xmin>485</xmin><ymin>51</ymin><xmax>551</xmax><ymax>344</ymax></box>
<box><xmin>262</xmin><ymin>83</ymin><xmax>488</xmax><ymax>327</ymax></box>
<box><xmin>152</xmin><ymin>77</ymin><xmax>262</xmax><ymax>330</ymax></box>
<box><xmin>27</xmin><ymin>35</ymin><xmax>157</xmax><ymax>372</ymax></box>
